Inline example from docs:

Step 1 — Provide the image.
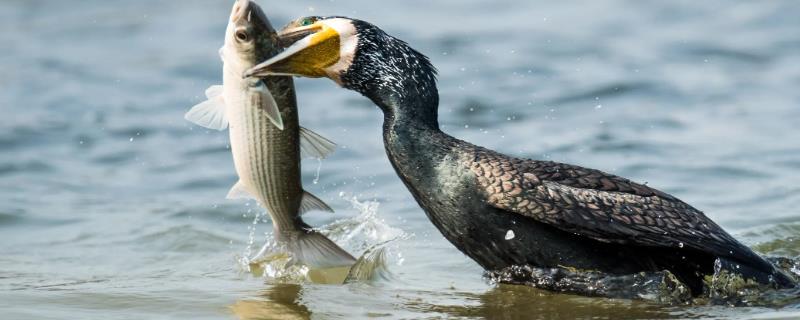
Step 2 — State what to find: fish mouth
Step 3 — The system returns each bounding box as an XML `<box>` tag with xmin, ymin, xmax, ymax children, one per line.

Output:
<box><xmin>230</xmin><ymin>0</ymin><xmax>251</xmax><ymax>23</ymax></box>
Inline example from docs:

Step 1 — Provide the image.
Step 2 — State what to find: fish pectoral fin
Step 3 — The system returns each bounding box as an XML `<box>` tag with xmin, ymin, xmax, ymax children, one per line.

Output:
<box><xmin>226</xmin><ymin>180</ymin><xmax>255</xmax><ymax>200</ymax></box>
<box><xmin>185</xmin><ymin>86</ymin><xmax>227</xmax><ymax>130</ymax></box>
<box><xmin>287</xmin><ymin>231</ymin><xmax>356</xmax><ymax>269</ymax></box>
<box><xmin>250</xmin><ymin>81</ymin><xmax>284</xmax><ymax>130</ymax></box>
<box><xmin>299</xmin><ymin>127</ymin><xmax>337</xmax><ymax>159</ymax></box>
<box><xmin>300</xmin><ymin>191</ymin><xmax>334</xmax><ymax>214</ymax></box>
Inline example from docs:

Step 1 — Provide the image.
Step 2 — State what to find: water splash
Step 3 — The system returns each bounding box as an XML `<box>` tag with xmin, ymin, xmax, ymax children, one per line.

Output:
<box><xmin>242</xmin><ymin>194</ymin><xmax>407</xmax><ymax>284</ymax></box>
<box><xmin>237</xmin><ymin>206</ymin><xmax>262</xmax><ymax>270</ymax></box>
<box><xmin>323</xmin><ymin>193</ymin><xmax>408</xmax><ymax>253</ymax></box>
<box><xmin>486</xmin><ymin>256</ymin><xmax>800</xmax><ymax>307</ymax></box>
<box><xmin>486</xmin><ymin>265</ymin><xmax>693</xmax><ymax>304</ymax></box>
<box><xmin>699</xmin><ymin>257</ymin><xmax>800</xmax><ymax>307</ymax></box>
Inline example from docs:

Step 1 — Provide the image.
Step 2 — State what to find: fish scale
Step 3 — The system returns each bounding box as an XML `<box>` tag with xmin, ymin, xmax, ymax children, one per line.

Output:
<box><xmin>229</xmin><ymin>78</ymin><xmax>301</xmax><ymax>231</ymax></box>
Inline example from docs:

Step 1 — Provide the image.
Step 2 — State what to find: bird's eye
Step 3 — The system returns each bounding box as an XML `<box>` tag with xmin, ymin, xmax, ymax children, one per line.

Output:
<box><xmin>235</xmin><ymin>30</ymin><xmax>249</xmax><ymax>42</ymax></box>
<box><xmin>300</xmin><ymin>17</ymin><xmax>314</xmax><ymax>26</ymax></box>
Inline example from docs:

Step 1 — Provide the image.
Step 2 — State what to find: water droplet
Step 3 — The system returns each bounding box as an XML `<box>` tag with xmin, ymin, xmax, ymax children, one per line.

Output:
<box><xmin>678</xmin><ymin>242</ymin><xmax>684</xmax><ymax>248</ymax></box>
<box><xmin>505</xmin><ymin>230</ymin><xmax>515</xmax><ymax>240</ymax></box>
<box><xmin>313</xmin><ymin>158</ymin><xmax>322</xmax><ymax>184</ymax></box>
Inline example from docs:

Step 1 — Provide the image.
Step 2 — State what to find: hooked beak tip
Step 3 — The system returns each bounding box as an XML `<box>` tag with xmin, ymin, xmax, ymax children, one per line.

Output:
<box><xmin>243</xmin><ymin>64</ymin><xmax>267</xmax><ymax>79</ymax></box>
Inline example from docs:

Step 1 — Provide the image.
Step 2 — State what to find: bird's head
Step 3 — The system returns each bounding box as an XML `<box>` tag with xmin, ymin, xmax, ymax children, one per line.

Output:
<box><xmin>244</xmin><ymin>16</ymin><xmax>438</xmax><ymax>110</ymax></box>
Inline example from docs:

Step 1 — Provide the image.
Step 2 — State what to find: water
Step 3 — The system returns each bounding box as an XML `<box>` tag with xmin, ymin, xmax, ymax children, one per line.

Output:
<box><xmin>2</xmin><ymin>0</ymin><xmax>800</xmax><ymax>318</ymax></box>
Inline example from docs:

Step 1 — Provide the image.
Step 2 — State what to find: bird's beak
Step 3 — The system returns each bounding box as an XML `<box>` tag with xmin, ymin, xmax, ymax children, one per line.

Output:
<box><xmin>244</xmin><ymin>22</ymin><xmax>340</xmax><ymax>78</ymax></box>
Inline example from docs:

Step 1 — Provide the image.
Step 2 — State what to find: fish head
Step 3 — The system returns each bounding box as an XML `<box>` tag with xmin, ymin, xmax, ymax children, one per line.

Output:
<box><xmin>224</xmin><ymin>0</ymin><xmax>278</xmax><ymax>69</ymax></box>
<box><xmin>242</xmin><ymin>16</ymin><xmax>360</xmax><ymax>84</ymax></box>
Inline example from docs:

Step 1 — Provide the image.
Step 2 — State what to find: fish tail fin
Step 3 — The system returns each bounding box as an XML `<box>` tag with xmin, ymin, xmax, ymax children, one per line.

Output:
<box><xmin>286</xmin><ymin>230</ymin><xmax>356</xmax><ymax>269</ymax></box>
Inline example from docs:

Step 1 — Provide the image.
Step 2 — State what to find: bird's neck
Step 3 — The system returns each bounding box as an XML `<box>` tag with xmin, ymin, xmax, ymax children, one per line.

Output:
<box><xmin>370</xmin><ymin>73</ymin><xmax>446</xmax><ymax>160</ymax></box>
<box><xmin>375</xmin><ymin>84</ymin><xmax>440</xmax><ymax>133</ymax></box>
<box><xmin>342</xmin><ymin>23</ymin><xmax>441</xmax><ymax>131</ymax></box>
<box><xmin>342</xmin><ymin>25</ymin><xmax>453</xmax><ymax>187</ymax></box>
<box><xmin>358</xmin><ymin>56</ymin><xmax>447</xmax><ymax>167</ymax></box>
<box><xmin>358</xmin><ymin>57</ymin><xmax>441</xmax><ymax>132</ymax></box>
<box><xmin>376</xmin><ymin>92</ymin><xmax>457</xmax><ymax>199</ymax></box>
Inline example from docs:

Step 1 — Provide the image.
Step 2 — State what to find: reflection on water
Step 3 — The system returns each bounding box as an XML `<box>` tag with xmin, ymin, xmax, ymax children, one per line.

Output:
<box><xmin>231</xmin><ymin>284</ymin><xmax>311</xmax><ymax>320</ymax></box>
<box><xmin>231</xmin><ymin>284</ymin><xmax>673</xmax><ymax>320</ymax></box>
<box><xmin>402</xmin><ymin>285</ymin><xmax>672</xmax><ymax>320</ymax></box>
<box><xmin>232</xmin><ymin>281</ymin><xmax>800</xmax><ymax>320</ymax></box>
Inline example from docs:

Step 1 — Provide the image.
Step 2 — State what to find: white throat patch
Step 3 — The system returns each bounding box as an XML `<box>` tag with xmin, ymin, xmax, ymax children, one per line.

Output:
<box><xmin>322</xmin><ymin>18</ymin><xmax>358</xmax><ymax>85</ymax></box>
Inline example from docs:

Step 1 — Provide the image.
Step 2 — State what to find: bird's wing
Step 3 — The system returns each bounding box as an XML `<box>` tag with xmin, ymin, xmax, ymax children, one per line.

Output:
<box><xmin>519</xmin><ymin>159</ymin><xmax>675</xmax><ymax>199</ymax></box>
<box><xmin>466</xmin><ymin>149</ymin><xmax>755</xmax><ymax>260</ymax></box>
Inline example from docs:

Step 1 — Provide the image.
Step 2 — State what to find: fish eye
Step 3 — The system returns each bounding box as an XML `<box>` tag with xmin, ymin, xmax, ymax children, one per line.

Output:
<box><xmin>235</xmin><ymin>30</ymin><xmax>249</xmax><ymax>42</ymax></box>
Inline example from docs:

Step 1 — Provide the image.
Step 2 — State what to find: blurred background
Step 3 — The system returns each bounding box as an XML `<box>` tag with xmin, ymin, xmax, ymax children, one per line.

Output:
<box><xmin>1</xmin><ymin>0</ymin><xmax>799</xmax><ymax>319</ymax></box>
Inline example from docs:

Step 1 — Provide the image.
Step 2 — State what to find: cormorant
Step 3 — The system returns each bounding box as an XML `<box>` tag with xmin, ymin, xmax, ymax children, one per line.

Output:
<box><xmin>244</xmin><ymin>16</ymin><xmax>796</xmax><ymax>294</ymax></box>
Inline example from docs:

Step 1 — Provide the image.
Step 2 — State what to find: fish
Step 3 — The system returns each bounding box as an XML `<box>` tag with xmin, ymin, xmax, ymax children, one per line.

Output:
<box><xmin>184</xmin><ymin>0</ymin><xmax>355</xmax><ymax>268</ymax></box>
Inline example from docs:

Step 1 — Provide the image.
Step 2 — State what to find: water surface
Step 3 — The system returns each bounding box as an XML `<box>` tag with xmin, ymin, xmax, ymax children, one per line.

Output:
<box><xmin>2</xmin><ymin>0</ymin><xmax>800</xmax><ymax>319</ymax></box>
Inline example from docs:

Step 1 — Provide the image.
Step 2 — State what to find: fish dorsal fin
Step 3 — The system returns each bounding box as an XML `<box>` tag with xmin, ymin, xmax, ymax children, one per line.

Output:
<box><xmin>185</xmin><ymin>85</ymin><xmax>227</xmax><ymax>130</ymax></box>
<box><xmin>226</xmin><ymin>180</ymin><xmax>255</xmax><ymax>200</ymax></box>
<box><xmin>300</xmin><ymin>191</ymin><xmax>334</xmax><ymax>214</ymax></box>
<box><xmin>299</xmin><ymin>127</ymin><xmax>337</xmax><ymax>159</ymax></box>
<box><xmin>250</xmin><ymin>80</ymin><xmax>283</xmax><ymax>130</ymax></box>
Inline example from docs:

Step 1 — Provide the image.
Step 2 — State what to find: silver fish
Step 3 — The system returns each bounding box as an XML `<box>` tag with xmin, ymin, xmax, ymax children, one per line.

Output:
<box><xmin>185</xmin><ymin>0</ymin><xmax>355</xmax><ymax>268</ymax></box>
